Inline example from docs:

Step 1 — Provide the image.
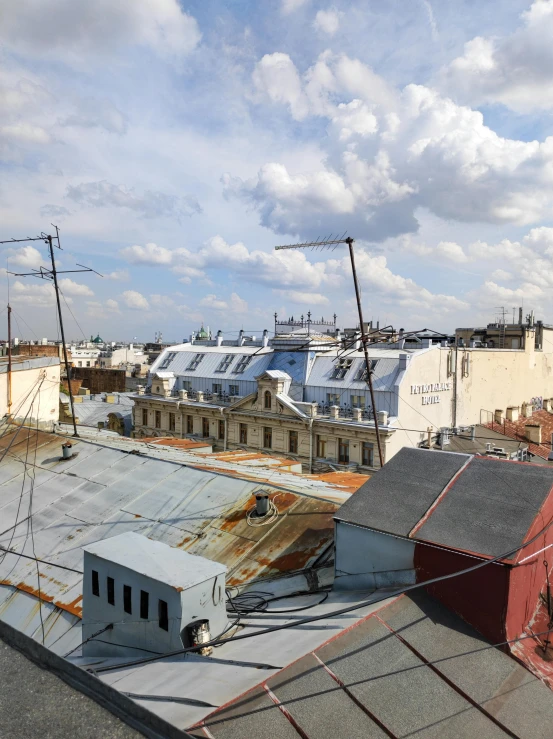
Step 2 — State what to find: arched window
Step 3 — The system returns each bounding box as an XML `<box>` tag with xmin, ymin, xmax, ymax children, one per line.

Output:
<box><xmin>264</xmin><ymin>390</ymin><xmax>272</xmax><ymax>410</ymax></box>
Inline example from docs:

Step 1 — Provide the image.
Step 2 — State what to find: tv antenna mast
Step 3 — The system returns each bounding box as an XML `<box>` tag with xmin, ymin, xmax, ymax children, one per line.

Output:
<box><xmin>275</xmin><ymin>234</ymin><xmax>384</xmax><ymax>467</ymax></box>
<box><xmin>0</xmin><ymin>226</ymin><xmax>102</xmax><ymax>437</ymax></box>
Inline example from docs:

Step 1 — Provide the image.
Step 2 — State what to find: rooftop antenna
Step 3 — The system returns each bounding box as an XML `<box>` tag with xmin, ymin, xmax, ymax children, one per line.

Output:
<box><xmin>275</xmin><ymin>234</ymin><xmax>384</xmax><ymax>467</ymax></box>
<box><xmin>0</xmin><ymin>225</ymin><xmax>102</xmax><ymax>437</ymax></box>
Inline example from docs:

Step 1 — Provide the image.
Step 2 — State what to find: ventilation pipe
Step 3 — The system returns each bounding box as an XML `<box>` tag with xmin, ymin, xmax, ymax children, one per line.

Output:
<box><xmin>354</xmin><ymin>331</ymin><xmax>362</xmax><ymax>351</ymax></box>
<box><xmin>61</xmin><ymin>442</ymin><xmax>73</xmax><ymax>460</ymax></box>
<box><xmin>238</xmin><ymin>329</ymin><xmax>245</xmax><ymax>347</ymax></box>
<box><xmin>255</xmin><ymin>492</ymin><xmax>269</xmax><ymax>517</ymax></box>
<box><xmin>262</xmin><ymin>329</ymin><xmax>269</xmax><ymax>348</ymax></box>
<box><xmin>335</xmin><ymin>328</ymin><xmax>342</xmax><ymax>347</ymax></box>
<box><xmin>216</xmin><ymin>330</ymin><xmax>223</xmax><ymax>347</ymax></box>
<box><xmin>186</xmin><ymin>620</ymin><xmax>213</xmax><ymax>656</ymax></box>
<box><xmin>190</xmin><ymin>331</ymin><xmax>196</xmax><ymax>345</ymax></box>
<box><xmin>471</xmin><ymin>425</ymin><xmax>476</xmax><ymax>441</ymax></box>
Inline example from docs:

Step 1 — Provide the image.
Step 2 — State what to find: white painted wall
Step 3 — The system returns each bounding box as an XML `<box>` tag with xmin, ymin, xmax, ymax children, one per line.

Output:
<box><xmin>0</xmin><ymin>358</ymin><xmax>60</xmax><ymax>429</ymax></box>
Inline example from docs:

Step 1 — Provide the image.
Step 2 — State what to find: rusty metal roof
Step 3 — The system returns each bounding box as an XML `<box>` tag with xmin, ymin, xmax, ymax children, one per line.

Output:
<box><xmin>0</xmin><ymin>429</ymin><xmax>345</xmax><ymax>630</ymax></box>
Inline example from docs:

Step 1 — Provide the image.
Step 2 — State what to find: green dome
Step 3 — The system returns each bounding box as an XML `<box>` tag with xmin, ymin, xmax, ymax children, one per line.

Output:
<box><xmin>197</xmin><ymin>325</ymin><xmax>209</xmax><ymax>339</ymax></box>
<box><xmin>91</xmin><ymin>334</ymin><xmax>104</xmax><ymax>344</ymax></box>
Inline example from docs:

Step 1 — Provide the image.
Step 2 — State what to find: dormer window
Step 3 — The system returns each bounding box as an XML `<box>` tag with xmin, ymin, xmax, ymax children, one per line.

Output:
<box><xmin>331</xmin><ymin>358</ymin><xmax>353</xmax><ymax>379</ymax></box>
<box><xmin>264</xmin><ymin>390</ymin><xmax>272</xmax><ymax>409</ymax></box>
<box><xmin>186</xmin><ymin>353</ymin><xmax>205</xmax><ymax>371</ymax></box>
<box><xmin>215</xmin><ymin>354</ymin><xmax>234</xmax><ymax>373</ymax></box>
<box><xmin>233</xmin><ymin>355</ymin><xmax>252</xmax><ymax>374</ymax></box>
<box><xmin>355</xmin><ymin>360</ymin><xmax>378</xmax><ymax>381</ymax></box>
<box><xmin>158</xmin><ymin>352</ymin><xmax>176</xmax><ymax>370</ymax></box>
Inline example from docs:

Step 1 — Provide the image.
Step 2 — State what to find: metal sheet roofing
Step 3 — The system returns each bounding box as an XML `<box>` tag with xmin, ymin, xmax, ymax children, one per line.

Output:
<box><xmin>155</xmin><ymin>349</ymin><xmax>274</xmax><ymax>383</ymax></box>
<box><xmin>304</xmin><ymin>355</ymin><xmax>402</xmax><ymax>392</ymax></box>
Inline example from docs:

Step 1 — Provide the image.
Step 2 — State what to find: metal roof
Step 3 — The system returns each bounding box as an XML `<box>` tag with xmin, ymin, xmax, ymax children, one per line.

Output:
<box><xmin>62</xmin><ymin>394</ymin><xmax>134</xmax><ymax>436</ymax></box>
<box><xmin>305</xmin><ymin>355</ymin><xmax>402</xmax><ymax>392</ymax></box>
<box><xmin>154</xmin><ymin>349</ymin><xmax>274</xmax><ymax>383</ymax></box>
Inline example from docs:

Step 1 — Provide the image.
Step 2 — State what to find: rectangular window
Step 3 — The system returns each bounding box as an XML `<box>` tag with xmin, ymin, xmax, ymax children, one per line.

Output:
<box><xmin>215</xmin><ymin>354</ymin><xmax>234</xmax><ymax>373</ymax></box>
<box><xmin>289</xmin><ymin>430</ymin><xmax>298</xmax><ymax>454</ymax></box>
<box><xmin>107</xmin><ymin>576</ymin><xmax>115</xmax><ymax>606</ymax></box>
<box><xmin>142</xmin><ymin>409</ymin><xmax>148</xmax><ymax>426</ymax></box>
<box><xmin>218</xmin><ymin>419</ymin><xmax>225</xmax><ymax>440</ymax></box>
<box><xmin>316</xmin><ymin>435</ymin><xmax>326</xmax><ymax>458</ymax></box>
<box><xmin>202</xmin><ymin>418</ymin><xmax>210</xmax><ymax>437</ymax></box>
<box><xmin>155</xmin><ymin>410</ymin><xmax>161</xmax><ymax>428</ymax></box>
<box><xmin>169</xmin><ymin>412</ymin><xmax>175</xmax><ymax>431</ymax></box>
<box><xmin>355</xmin><ymin>360</ymin><xmax>378</xmax><ymax>381</ymax></box>
<box><xmin>158</xmin><ymin>599</ymin><xmax>169</xmax><ymax>631</ymax></box>
<box><xmin>362</xmin><ymin>442</ymin><xmax>374</xmax><ymax>467</ymax></box>
<box><xmin>338</xmin><ymin>439</ymin><xmax>350</xmax><ymax>464</ymax></box>
<box><xmin>86</xmin><ymin>361</ymin><xmax>91</xmax><ymax>368</ymax></box>
<box><xmin>327</xmin><ymin>393</ymin><xmax>340</xmax><ymax>406</ymax></box>
<box><xmin>212</xmin><ymin>383</ymin><xmax>222</xmax><ymax>394</ymax></box>
<box><xmin>330</xmin><ymin>358</ymin><xmax>353</xmax><ymax>379</ymax></box>
<box><xmin>229</xmin><ymin>385</ymin><xmax>239</xmax><ymax>396</ymax></box>
<box><xmin>140</xmin><ymin>590</ymin><xmax>149</xmax><ymax>619</ymax></box>
<box><xmin>123</xmin><ymin>584</ymin><xmax>132</xmax><ymax>614</ymax></box>
<box><xmin>351</xmin><ymin>395</ymin><xmax>366</xmax><ymax>408</ymax></box>
<box><xmin>186</xmin><ymin>353</ymin><xmax>205</xmax><ymax>371</ymax></box>
<box><xmin>233</xmin><ymin>355</ymin><xmax>253</xmax><ymax>374</ymax></box>
<box><xmin>183</xmin><ymin>380</ymin><xmax>192</xmax><ymax>391</ymax></box>
<box><xmin>263</xmin><ymin>427</ymin><xmax>272</xmax><ymax>449</ymax></box>
<box><xmin>92</xmin><ymin>570</ymin><xmax>99</xmax><ymax>597</ymax></box>
<box><xmin>239</xmin><ymin>423</ymin><xmax>247</xmax><ymax>444</ymax></box>
<box><xmin>186</xmin><ymin>415</ymin><xmax>193</xmax><ymax>434</ymax></box>
<box><xmin>78</xmin><ymin>361</ymin><xmax>82</xmax><ymax>367</ymax></box>
<box><xmin>158</xmin><ymin>351</ymin><xmax>176</xmax><ymax>370</ymax></box>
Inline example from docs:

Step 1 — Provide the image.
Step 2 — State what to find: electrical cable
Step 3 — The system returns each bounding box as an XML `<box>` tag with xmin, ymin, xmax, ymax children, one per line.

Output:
<box><xmin>90</xmin><ymin>513</ymin><xmax>553</xmax><ymax>674</ymax></box>
<box><xmin>0</xmin><ymin>545</ymin><xmax>83</xmax><ymax>573</ymax></box>
<box><xmin>64</xmin><ymin>624</ymin><xmax>113</xmax><ymax>658</ymax></box>
<box><xmin>58</xmin><ymin>287</ymin><xmax>88</xmax><ymax>344</ymax></box>
<box><xmin>246</xmin><ymin>496</ymin><xmax>280</xmax><ymax>527</ymax></box>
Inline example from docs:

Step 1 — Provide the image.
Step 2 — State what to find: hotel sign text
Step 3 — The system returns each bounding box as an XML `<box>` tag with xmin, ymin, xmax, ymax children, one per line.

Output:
<box><xmin>411</xmin><ymin>382</ymin><xmax>452</xmax><ymax>406</ymax></box>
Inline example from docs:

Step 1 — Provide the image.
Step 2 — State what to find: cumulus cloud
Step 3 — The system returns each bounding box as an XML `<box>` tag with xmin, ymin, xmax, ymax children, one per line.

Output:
<box><xmin>441</xmin><ymin>0</ymin><xmax>553</xmax><ymax>111</ymax></box>
<box><xmin>103</xmin><ymin>269</ymin><xmax>130</xmax><ymax>281</ymax></box>
<box><xmin>105</xmin><ymin>299</ymin><xmax>119</xmax><ymax>311</ymax></box>
<box><xmin>6</xmin><ymin>245</ymin><xmax>44</xmax><ymax>269</ymax></box>
<box><xmin>435</xmin><ymin>241</ymin><xmax>470</xmax><ymax>263</ymax></box>
<box><xmin>1</xmin><ymin>0</ymin><xmax>201</xmax><ymax>64</ymax></box>
<box><xmin>276</xmin><ymin>289</ymin><xmax>329</xmax><ymax>305</ymax></box>
<box><xmin>86</xmin><ymin>298</ymin><xmax>120</xmax><ymax>318</ymax></box>
<box><xmin>66</xmin><ymin>181</ymin><xmax>202</xmax><ymax>220</ymax></box>
<box><xmin>11</xmin><ymin>281</ymin><xmax>71</xmax><ymax>307</ymax></box>
<box><xmin>236</xmin><ymin>49</ymin><xmax>553</xmax><ymax>241</ymax></box>
<box><xmin>58</xmin><ymin>278</ymin><xmax>94</xmax><ymax>296</ymax></box>
<box><xmin>120</xmin><ymin>243</ymin><xmax>173</xmax><ymax>265</ymax></box>
<box><xmin>281</xmin><ymin>0</ymin><xmax>309</xmax><ymax>14</ymax></box>
<box><xmin>40</xmin><ymin>204</ymin><xmax>71</xmax><ymax>218</ymax></box>
<box><xmin>122</xmin><ymin>290</ymin><xmax>149</xmax><ymax>310</ymax></box>
<box><xmin>199</xmin><ymin>292</ymin><xmax>248</xmax><ymax>313</ymax></box>
<box><xmin>60</xmin><ymin>98</ymin><xmax>127</xmax><ymax>134</ymax></box>
<box><xmin>313</xmin><ymin>8</ymin><xmax>342</xmax><ymax>36</ymax></box>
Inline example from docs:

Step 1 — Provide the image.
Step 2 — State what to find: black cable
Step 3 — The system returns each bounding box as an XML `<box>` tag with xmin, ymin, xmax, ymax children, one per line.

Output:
<box><xmin>64</xmin><ymin>624</ymin><xmax>113</xmax><ymax>658</ymax></box>
<box><xmin>0</xmin><ymin>545</ymin><xmax>83</xmax><ymax>574</ymax></box>
<box><xmin>91</xmin><ymin>513</ymin><xmax>553</xmax><ymax>674</ymax></box>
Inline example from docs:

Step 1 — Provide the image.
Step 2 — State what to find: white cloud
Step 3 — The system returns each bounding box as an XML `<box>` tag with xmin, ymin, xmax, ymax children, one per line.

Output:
<box><xmin>198</xmin><ymin>292</ymin><xmax>248</xmax><ymax>314</ymax></box>
<box><xmin>313</xmin><ymin>8</ymin><xmax>342</xmax><ymax>36</ymax></box>
<box><xmin>58</xmin><ymin>278</ymin><xmax>94</xmax><ymax>296</ymax></box>
<box><xmin>120</xmin><ymin>243</ymin><xmax>173</xmax><ymax>265</ymax></box>
<box><xmin>60</xmin><ymin>98</ymin><xmax>127</xmax><ymax>134</ymax></box>
<box><xmin>66</xmin><ymin>181</ymin><xmax>201</xmax><ymax>220</ymax></box>
<box><xmin>238</xmin><ymin>50</ymin><xmax>553</xmax><ymax>241</ymax></box>
<box><xmin>435</xmin><ymin>241</ymin><xmax>469</xmax><ymax>263</ymax></box>
<box><xmin>281</xmin><ymin>0</ymin><xmax>309</xmax><ymax>15</ymax></box>
<box><xmin>491</xmin><ymin>269</ymin><xmax>513</xmax><ymax>282</ymax></box>
<box><xmin>0</xmin><ymin>123</ymin><xmax>50</xmax><ymax>144</ymax></box>
<box><xmin>122</xmin><ymin>290</ymin><xmax>149</xmax><ymax>310</ymax></box>
<box><xmin>11</xmin><ymin>280</ymin><xmax>71</xmax><ymax>307</ymax></box>
<box><xmin>6</xmin><ymin>245</ymin><xmax>44</xmax><ymax>269</ymax></box>
<box><xmin>149</xmin><ymin>294</ymin><xmax>176</xmax><ymax>308</ymax></box>
<box><xmin>276</xmin><ymin>289</ymin><xmax>329</xmax><ymax>305</ymax></box>
<box><xmin>1</xmin><ymin>0</ymin><xmax>201</xmax><ymax>65</ymax></box>
<box><xmin>442</xmin><ymin>1</ymin><xmax>553</xmax><ymax>111</ymax></box>
<box><xmin>103</xmin><ymin>269</ymin><xmax>130</xmax><ymax>281</ymax></box>
<box><xmin>105</xmin><ymin>299</ymin><xmax>119</xmax><ymax>311</ymax></box>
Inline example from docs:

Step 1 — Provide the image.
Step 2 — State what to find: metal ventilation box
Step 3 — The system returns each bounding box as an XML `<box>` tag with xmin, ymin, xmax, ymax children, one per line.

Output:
<box><xmin>81</xmin><ymin>531</ymin><xmax>227</xmax><ymax>657</ymax></box>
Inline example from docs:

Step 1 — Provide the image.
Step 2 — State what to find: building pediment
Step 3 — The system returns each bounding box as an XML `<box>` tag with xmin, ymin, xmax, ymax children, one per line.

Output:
<box><xmin>229</xmin><ymin>391</ymin><xmax>307</xmax><ymax>419</ymax></box>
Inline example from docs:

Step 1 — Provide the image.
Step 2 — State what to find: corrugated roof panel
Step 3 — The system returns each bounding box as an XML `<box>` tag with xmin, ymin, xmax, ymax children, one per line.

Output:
<box><xmin>161</xmin><ymin>349</ymin><xmax>274</xmax><ymax>383</ymax></box>
<box><xmin>305</xmin><ymin>356</ymin><xmax>400</xmax><ymax>392</ymax></box>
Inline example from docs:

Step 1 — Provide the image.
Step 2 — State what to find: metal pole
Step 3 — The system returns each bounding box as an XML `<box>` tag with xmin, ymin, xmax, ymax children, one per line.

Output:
<box><xmin>7</xmin><ymin>304</ymin><xmax>12</xmax><ymax>416</ymax></box>
<box><xmin>346</xmin><ymin>238</ymin><xmax>384</xmax><ymax>467</ymax></box>
<box><xmin>47</xmin><ymin>235</ymin><xmax>78</xmax><ymax>437</ymax></box>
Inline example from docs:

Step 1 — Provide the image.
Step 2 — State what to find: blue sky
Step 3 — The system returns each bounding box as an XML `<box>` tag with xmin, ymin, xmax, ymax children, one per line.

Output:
<box><xmin>1</xmin><ymin>0</ymin><xmax>553</xmax><ymax>342</ymax></box>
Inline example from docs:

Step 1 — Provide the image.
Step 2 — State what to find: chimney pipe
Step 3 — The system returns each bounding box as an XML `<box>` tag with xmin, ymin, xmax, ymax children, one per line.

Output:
<box><xmin>519</xmin><ymin>307</ymin><xmax>523</xmax><ymax>325</ymax></box>
<box><xmin>262</xmin><ymin>329</ymin><xmax>269</xmax><ymax>348</ymax></box>
<box><xmin>255</xmin><ymin>492</ymin><xmax>269</xmax><ymax>517</ymax></box>
<box><xmin>216</xmin><ymin>330</ymin><xmax>223</xmax><ymax>347</ymax></box>
<box><xmin>238</xmin><ymin>329</ymin><xmax>245</xmax><ymax>347</ymax></box>
<box><xmin>61</xmin><ymin>442</ymin><xmax>73</xmax><ymax>460</ymax></box>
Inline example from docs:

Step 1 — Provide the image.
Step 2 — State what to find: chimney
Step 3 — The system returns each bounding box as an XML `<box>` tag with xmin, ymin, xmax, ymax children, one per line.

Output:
<box><xmin>399</xmin><ymin>328</ymin><xmax>404</xmax><ymax>339</ymax></box>
<box><xmin>190</xmin><ymin>331</ymin><xmax>196</xmax><ymax>345</ymax></box>
<box><xmin>521</xmin><ymin>402</ymin><xmax>533</xmax><ymax>418</ymax></box>
<box><xmin>216</xmin><ymin>330</ymin><xmax>223</xmax><ymax>347</ymax></box>
<box><xmin>196</xmin><ymin>391</ymin><xmax>204</xmax><ymax>403</ymax></box>
<box><xmin>494</xmin><ymin>409</ymin><xmax>504</xmax><ymax>424</ymax></box>
<box><xmin>398</xmin><ymin>353</ymin><xmax>408</xmax><ymax>371</ymax></box>
<box><xmin>335</xmin><ymin>328</ymin><xmax>342</xmax><ymax>346</ymax></box>
<box><xmin>377</xmin><ymin>410</ymin><xmax>388</xmax><ymax>426</ymax></box>
<box><xmin>525</xmin><ymin>423</ymin><xmax>542</xmax><ymax>444</ymax></box>
<box><xmin>506</xmin><ymin>406</ymin><xmax>519</xmax><ymax>422</ymax></box>
<box><xmin>255</xmin><ymin>493</ymin><xmax>270</xmax><ymax>518</ymax></box>
<box><xmin>354</xmin><ymin>331</ymin><xmax>362</xmax><ymax>351</ymax></box>
<box><xmin>330</xmin><ymin>405</ymin><xmax>340</xmax><ymax>419</ymax></box>
<box><xmin>238</xmin><ymin>330</ymin><xmax>245</xmax><ymax>346</ymax></box>
<box><xmin>179</xmin><ymin>389</ymin><xmax>188</xmax><ymax>400</ymax></box>
<box><xmin>543</xmin><ymin>398</ymin><xmax>551</xmax><ymax>412</ymax></box>
<box><xmin>262</xmin><ymin>329</ymin><xmax>269</xmax><ymax>348</ymax></box>
<box><xmin>470</xmin><ymin>425</ymin><xmax>476</xmax><ymax>441</ymax></box>
<box><xmin>352</xmin><ymin>408</ymin><xmax>362</xmax><ymax>422</ymax></box>
<box><xmin>422</xmin><ymin>338</ymin><xmax>432</xmax><ymax>349</ymax></box>
<box><xmin>137</xmin><ymin>385</ymin><xmax>145</xmax><ymax>396</ymax></box>
<box><xmin>519</xmin><ymin>307</ymin><xmax>523</xmax><ymax>325</ymax></box>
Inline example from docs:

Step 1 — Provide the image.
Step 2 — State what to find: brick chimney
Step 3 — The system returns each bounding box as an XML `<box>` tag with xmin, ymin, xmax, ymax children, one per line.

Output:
<box><xmin>494</xmin><ymin>409</ymin><xmax>504</xmax><ymax>424</ymax></box>
<box><xmin>525</xmin><ymin>423</ymin><xmax>542</xmax><ymax>444</ymax></box>
<box><xmin>506</xmin><ymin>406</ymin><xmax>519</xmax><ymax>422</ymax></box>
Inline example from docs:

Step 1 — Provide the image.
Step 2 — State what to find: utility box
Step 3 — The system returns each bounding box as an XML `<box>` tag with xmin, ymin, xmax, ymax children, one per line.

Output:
<box><xmin>81</xmin><ymin>532</ymin><xmax>227</xmax><ymax>658</ymax></box>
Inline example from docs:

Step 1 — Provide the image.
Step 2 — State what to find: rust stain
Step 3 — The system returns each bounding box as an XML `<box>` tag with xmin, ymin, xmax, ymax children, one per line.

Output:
<box><xmin>176</xmin><ymin>534</ymin><xmax>195</xmax><ymax>548</ymax></box>
<box><xmin>139</xmin><ymin>437</ymin><xmax>211</xmax><ymax>450</ymax></box>
<box><xmin>134</xmin><ymin>514</ymin><xmax>142</xmax><ymax>519</ymax></box>
<box><xmin>1</xmin><ymin>580</ymin><xmax>83</xmax><ymax>618</ymax></box>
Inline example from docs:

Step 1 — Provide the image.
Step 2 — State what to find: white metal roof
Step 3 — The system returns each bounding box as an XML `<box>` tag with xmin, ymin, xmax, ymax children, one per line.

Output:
<box><xmin>83</xmin><ymin>531</ymin><xmax>226</xmax><ymax>588</ymax></box>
